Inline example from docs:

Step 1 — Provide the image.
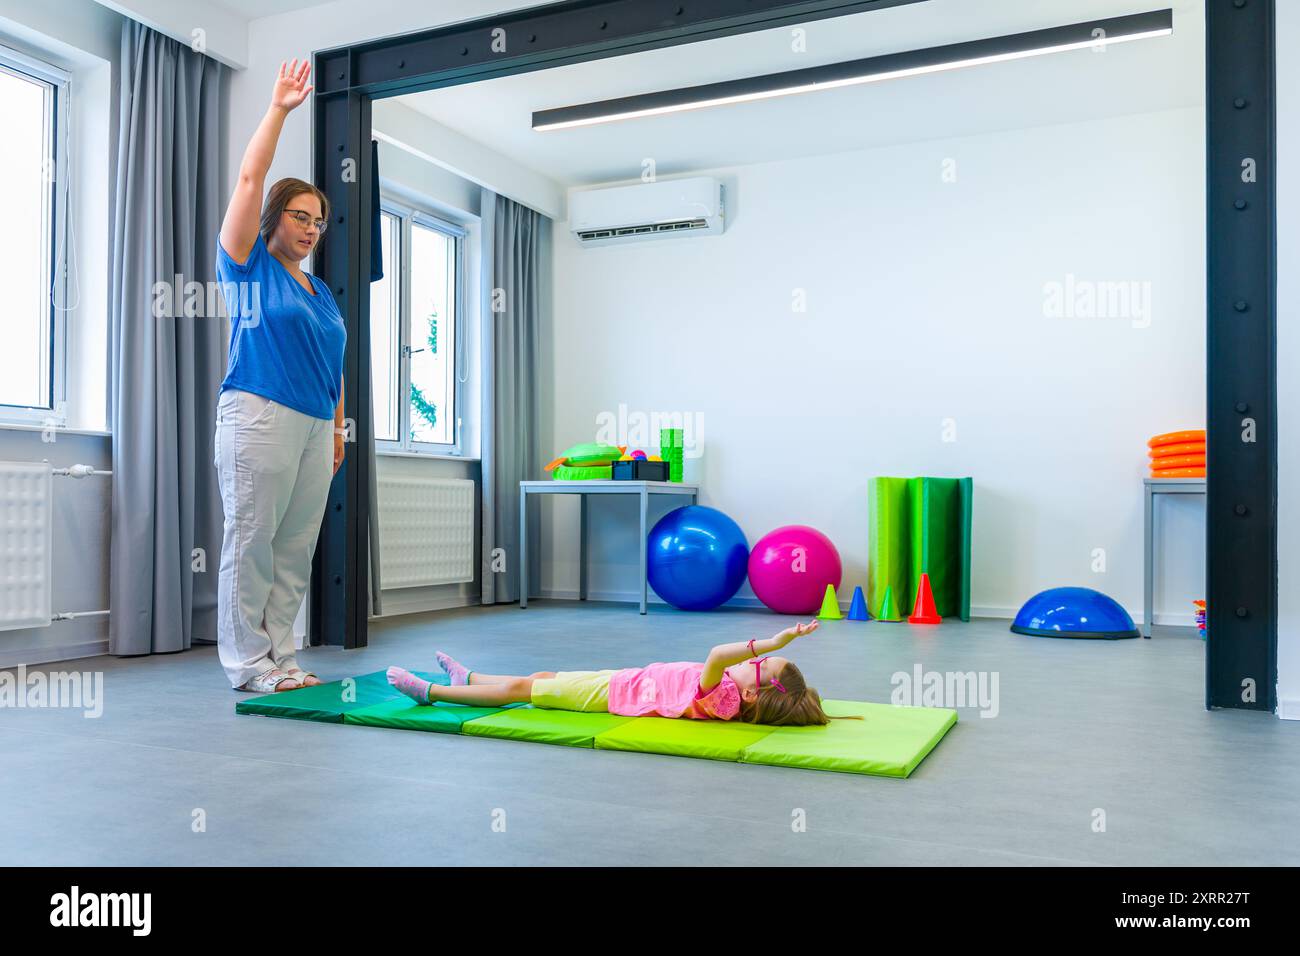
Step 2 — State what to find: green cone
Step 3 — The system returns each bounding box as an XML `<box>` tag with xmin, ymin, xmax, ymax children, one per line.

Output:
<box><xmin>876</xmin><ymin>585</ymin><xmax>901</xmax><ymax>622</ymax></box>
<box><xmin>818</xmin><ymin>584</ymin><xmax>843</xmax><ymax>620</ymax></box>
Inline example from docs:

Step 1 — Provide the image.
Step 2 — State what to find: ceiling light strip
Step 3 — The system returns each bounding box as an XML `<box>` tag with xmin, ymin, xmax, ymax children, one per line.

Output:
<box><xmin>533</xmin><ymin>9</ymin><xmax>1173</xmax><ymax>131</ymax></box>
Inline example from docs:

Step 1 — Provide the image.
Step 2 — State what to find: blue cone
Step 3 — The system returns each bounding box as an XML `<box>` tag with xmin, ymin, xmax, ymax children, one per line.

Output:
<box><xmin>847</xmin><ymin>586</ymin><xmax>870</xmax><ymax>621</ymax></box>
<box><xmin>1011</xmin><ymin>587</ymin><xmax>1138</xmax><ymax>640</ymax></box>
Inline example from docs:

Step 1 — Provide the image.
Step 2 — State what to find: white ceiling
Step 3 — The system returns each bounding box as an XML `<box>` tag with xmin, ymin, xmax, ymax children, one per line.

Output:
<box><xmin>395</xmin><ymin>0</ymin><xmax>1203</xmax><ymax>187</ymax></box>
<box><xmin>205</xmin><ymin>0</ymin><xmax>329</xmax><ymax>18</ymax></box>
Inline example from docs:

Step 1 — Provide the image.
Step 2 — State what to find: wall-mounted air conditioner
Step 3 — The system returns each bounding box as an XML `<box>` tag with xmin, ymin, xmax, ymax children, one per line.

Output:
<box><xmin>569</xmin><ymin>176</ymin><xmax>724</xmax><ymax>246</ymax></box>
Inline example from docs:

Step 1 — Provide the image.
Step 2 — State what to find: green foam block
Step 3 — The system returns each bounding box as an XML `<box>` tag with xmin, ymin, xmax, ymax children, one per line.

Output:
<box><xmin>868</xmin><ymin>476</ymin><xmax>973</xmax><ymax>621</ymax></box>
<box><xmin>234</xmin><ymin>670</ymin><xmax>446</xmax><ymax>723</ymax></box>
<box><xmin>461</xmin><ymin>706</ymin><xmax>634</xmax><ymax>747</ymax></box>
<box><xmin>593</xmin><ymin>716</ymin><xmax>775</xmax><ymax>762</ymax></box>
<box><xmin>739</xmin><ymin>700</ymin><xmax>957</xmax><ymax>778</ymax></box>
<box><xmin>344</xmin><ymin>696</ymin><xmax>511</xmax><ymax>734</ymax></box>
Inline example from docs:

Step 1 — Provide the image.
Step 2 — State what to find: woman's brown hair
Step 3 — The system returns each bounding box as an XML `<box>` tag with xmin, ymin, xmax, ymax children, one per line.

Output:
<box><xmin>260</xmin><ymin>177</ymin><xmax>331</xmax><ymax>245</ymax></box>
<box><xmin>737</xmin><ymin>661</ymin><xmax>863</xmax><ymax>726</ymax></box>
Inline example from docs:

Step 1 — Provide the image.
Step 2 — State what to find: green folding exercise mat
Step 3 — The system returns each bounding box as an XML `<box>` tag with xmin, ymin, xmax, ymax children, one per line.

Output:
<box><xmin>867</xmin><ymin>476</ymin><xmax>973</xmax><ymax>621</ymax></box>
<box><xmin>234</xmin><ymin>670</ymin><xmax>445</xmax><ymax>723</ymax></box>
<box><xmin>237</xmin><ymin>674</ymin><xmax>957</xmax><ymax>778</ymax></box>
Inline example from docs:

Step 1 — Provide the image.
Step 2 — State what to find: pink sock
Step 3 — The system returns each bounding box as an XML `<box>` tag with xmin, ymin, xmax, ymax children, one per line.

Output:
<box><xmin>436</xmin><ymin>651</ymin><xmax>471</xmax><ymax>686</ymax></box>
<box><xmin>387</xmin><ymin>666</ymin><xmax>432</xmax><ymax>705</ymax></box>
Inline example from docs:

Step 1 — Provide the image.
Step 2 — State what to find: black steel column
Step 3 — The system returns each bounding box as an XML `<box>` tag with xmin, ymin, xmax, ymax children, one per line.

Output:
<box><xmin>1205</xmin><ymin>0</ymin><xmax>1277</xmax><ymax>710</ymax></box>
<box><xmin>311</xmin><ymin>55</ymin><xmax>373</xmax><ymax>649</ymax></box>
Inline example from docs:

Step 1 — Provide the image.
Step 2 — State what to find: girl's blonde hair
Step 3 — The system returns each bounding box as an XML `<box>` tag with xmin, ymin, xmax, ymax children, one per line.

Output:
<box><xmin>737</xmin><ymin>661</ymin><xmax>863</xmax><ymax>726</ymax></box>
<box><xmin>260</xmin><ymin>177</ymin><xmax>331</xmax><ymax>245</ymax></box>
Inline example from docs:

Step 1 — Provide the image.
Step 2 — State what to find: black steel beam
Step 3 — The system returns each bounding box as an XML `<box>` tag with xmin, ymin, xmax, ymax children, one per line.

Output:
<box><xmin>315</xmin><ymin>0</ymin><xmax>928</xmax><ymax>101</ymax></box>
<box><xmin>1205</xmin><ymin>0</ymin><xmax>1277</xmax><ymax>710</ymax></box>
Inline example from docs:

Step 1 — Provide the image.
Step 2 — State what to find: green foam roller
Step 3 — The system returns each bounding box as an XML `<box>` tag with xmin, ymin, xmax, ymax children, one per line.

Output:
<box><xmin>553</xmin><ymin>464</ymin><xmax>613</xmax><ymax>481</ymax></box>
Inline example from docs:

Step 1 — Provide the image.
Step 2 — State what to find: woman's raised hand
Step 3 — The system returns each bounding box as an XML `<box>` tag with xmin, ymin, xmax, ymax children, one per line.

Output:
<box><xmin>271</xmin><ymin>59</ymin><xmax>314</xmax><ymax>112</ymax></box>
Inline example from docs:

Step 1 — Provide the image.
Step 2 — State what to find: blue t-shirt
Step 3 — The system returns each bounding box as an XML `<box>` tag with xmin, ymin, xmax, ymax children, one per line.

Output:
<box><xmin>215</xmin><ymin>232</ymin><xmax>347</xmax><ymax>420</ymax></box>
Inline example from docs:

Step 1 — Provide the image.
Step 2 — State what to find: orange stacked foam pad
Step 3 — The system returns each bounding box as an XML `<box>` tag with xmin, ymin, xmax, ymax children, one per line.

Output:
<box><xmin>1148</xmin><ymin>429</ymin><xmax>1206</xmax><ymax>478</ymax></box>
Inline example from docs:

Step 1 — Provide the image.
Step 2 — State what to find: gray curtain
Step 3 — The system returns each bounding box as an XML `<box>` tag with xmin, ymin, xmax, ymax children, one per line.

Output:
<box><xmin>483</xmin><ymin>192</ymin><xmax>545</xmax><ymax>604</ymax></box>
<box><xmin>108</xmin><ymin>22</ymin><xmax>226</xmax><ymax>654</ymax></box>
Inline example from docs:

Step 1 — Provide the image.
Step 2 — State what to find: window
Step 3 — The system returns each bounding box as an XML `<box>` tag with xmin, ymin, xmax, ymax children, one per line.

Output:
<box><xmin>0</xmin><ymin>46</ymin><xmax>68</xmax><ymax>423</ymax></box>
<box><xmin>370</xmin><ymin>201</ymin><xmax>465</xmax><ymax>452</ymax></box>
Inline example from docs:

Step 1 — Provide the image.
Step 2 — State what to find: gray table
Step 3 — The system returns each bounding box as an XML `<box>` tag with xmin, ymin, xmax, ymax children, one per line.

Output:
<box><xmin>1143</xmin><ymin>477</ymin><xmax>1206</xmax><ymax>638</ymax></box>
<box><xmin>519</xmin><ymin>480</ymin><xmax>700</xmax><ymax>614</ymax></box>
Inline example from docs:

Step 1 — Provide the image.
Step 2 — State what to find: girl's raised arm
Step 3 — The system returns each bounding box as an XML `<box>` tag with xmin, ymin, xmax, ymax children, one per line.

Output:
<box><xmin>698</xmin><ymin>620</ymin><xmax>819</xmax><ymax>691</ymax></box>
<box><xmin>220</xmin><ymin>59</ymin><xmax>314</xmax><ymax>264</ymax></box>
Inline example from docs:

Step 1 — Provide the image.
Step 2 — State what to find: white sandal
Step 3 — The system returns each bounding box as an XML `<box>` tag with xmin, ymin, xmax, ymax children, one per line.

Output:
<box><xmin>283</xmin><ymin>667</ymin><xmax>321</xmax><ymax>687</ymax></box>
<box><xmin>238</xmin><ymin>668</ymin><xmax>301</xmax><ymax>693</ymax></box>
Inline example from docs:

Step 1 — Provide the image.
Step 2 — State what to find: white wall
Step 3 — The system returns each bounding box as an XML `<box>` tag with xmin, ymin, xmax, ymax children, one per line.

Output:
<box><xmin>544</xmin><ymin>107</ymin><xmax>1207</xmax><ymax>623</ymax></box>
<box><xmin>1277</xmin><ymin>2</ymin><xmax>1299</xmax><ymax>719</ymax></box>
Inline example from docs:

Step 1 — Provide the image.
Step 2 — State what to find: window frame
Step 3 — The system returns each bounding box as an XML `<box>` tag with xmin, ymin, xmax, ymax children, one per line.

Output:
<box><xmin>0</xmin><ymin>44</ymin><xmax>70</xmax><ymax>427</ymax></box>
<box><xmin>374</xmin><ymin>196</ymin><xmax>468</xmax><ymax>456</ymax></box>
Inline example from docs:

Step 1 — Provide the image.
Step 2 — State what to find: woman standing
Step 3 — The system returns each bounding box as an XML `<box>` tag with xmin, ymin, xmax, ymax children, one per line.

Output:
<box><xmin>215</xmin><ymin>59</ymin><xmax>346</xmax><ymax>692</ymax></box>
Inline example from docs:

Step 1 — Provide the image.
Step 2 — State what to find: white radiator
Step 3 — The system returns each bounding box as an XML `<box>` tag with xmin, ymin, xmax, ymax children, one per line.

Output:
<box><xmin>0</xmin><ymin>461</ymin><xmax>53</xmax><ymax>631</ymax></box>
<box><xmin>377</xmin><ymin>476</ymin><xmax>474</xmax><ymax>588</ymax></box>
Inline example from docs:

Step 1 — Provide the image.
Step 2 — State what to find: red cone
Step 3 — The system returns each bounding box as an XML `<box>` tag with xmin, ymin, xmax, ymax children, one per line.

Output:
<box><xmin>908</xmin><ymin>573</ymin><xmax>942</xmax><ymax>625</ymax></box>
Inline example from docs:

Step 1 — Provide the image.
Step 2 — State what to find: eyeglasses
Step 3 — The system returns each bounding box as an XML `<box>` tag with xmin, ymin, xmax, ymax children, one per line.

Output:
<box><xmin>284</xmin><ymin>209</ymin><xmax>328</xmax><ymax>234</ymax></box>
<box><xmin>746</xmin><ymin>640</ymin><xmax>787</xmax><ymax>694</ymax></box>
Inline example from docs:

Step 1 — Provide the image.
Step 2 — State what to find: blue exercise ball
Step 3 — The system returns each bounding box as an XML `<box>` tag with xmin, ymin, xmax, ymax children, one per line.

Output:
<box><xmin>647</xmin><ymin>505</ymin><xmax>749</xmax><ymax>611</ymax></box>
<box><xmin>1011</xmin><ymin>586</ymin><xmax>1139</xmax><ymax>640</ymax></box>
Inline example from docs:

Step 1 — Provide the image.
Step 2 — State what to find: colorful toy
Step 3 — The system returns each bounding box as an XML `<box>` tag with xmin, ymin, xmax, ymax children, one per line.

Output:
<box><xmin>907</xmin><ymin>573</ymin><xmax>942</xmax><ymax>625</ymax></box>
<box><xmin>660</xmin><ymin>428</ymin><xmax>685</xmax><ymax>482</ymax></box>
<box><xmin>546</xmin><ymin>442</ymin><xmax>624</xmax><ymax>479</ymax></box>
<box><xmin>817</xmin><ymin>584</ymin><xmax>843</xmax><ymax>620</ymax></box>
<box><xmin>1148</xmin><ymin>429</ymin><xmax>1206</xmax><ymax>478</ymax></box>
<box><xmin>1194</xmin><ymin>600</ymin><xmax>1207</xmax><ymax>640</ymax></box>
<box><xmin>847</xmin><ymin>586</ymin><xmax>870</xmax><ymax>621</ymax></box>
<box><xmin>630</xmin><ymin>449</ymin><xmax>648</xmax><ymax>460</ymax></box>
<box><xmin>1011</xmin><ymin>587</ymin><xmax>1139</xmax><ymax>640</ymax></box>
<box><xmin>747</xmin><ymin>525</ymin><xmax>842</xmax><ymax>615</ymax></box>
<box><xmin>646</xmin><ymin>506</ymin><xmax>749</xmax><ymax>611</ymax></box>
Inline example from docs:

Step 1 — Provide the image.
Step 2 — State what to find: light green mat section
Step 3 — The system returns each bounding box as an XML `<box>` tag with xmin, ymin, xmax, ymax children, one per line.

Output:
<box><xmin>594</xmin><ymin>717</ymin><xmax>781</xmax><ymax>762</ymax></box>
<box><xmin>234</xmin><ymin>670</ymin><xmax>445</xmax><ymax>723</ymax></box>
<box><xmin>739</xmin><ymin>700</ymin><xmax>958</xmax><ymax>778</ymax></box>
<box><xmin>867</xmin><ymin>476</ymin><xmax>973</xmax><ymax>621</ymax></box>
<box><xmin>461</xmin><ymin>706</ymin><xmax>634</xmax><ymax>747</ymax></box>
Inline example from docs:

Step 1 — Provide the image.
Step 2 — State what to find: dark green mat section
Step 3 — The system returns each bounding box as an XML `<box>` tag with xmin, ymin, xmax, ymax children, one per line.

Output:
<box><xmin>461</xmin><ymin>706</ymin><xmax>634</xmax><ymax>747</ymax></box>
<box><xmin>235</xmin><ymin>670</ymin><xmax>445</xmax><ymax>723</ymax></box>
<box><xmin>594</xmin><ymin>716</ymin><xmax>775</xmax><ymax>762</ymax></box>
<box><xmin>344</xmin><ymin>697</ymin><xmax>511</xmax><ymax>733</ymax></box>
<box><xmin>236</xmin><ymin>673</ymin><xmax>958</xmax><ymax>777</ymax></box>
<box><xmin>868</xmin><ymin>476</ymin><xmax>973</xmax><ymax>621</ymax></box>
<box><xmin>739</xmin><ymin>700</ymin><xmax>958</xmax><ymax>778</ymax></box>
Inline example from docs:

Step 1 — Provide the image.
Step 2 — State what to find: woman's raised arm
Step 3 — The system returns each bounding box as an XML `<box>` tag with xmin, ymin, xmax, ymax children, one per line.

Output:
<box><xmin>220</xmin><ymin>59</ymin><xmax>314</xmax><ymax>264</ymax></box>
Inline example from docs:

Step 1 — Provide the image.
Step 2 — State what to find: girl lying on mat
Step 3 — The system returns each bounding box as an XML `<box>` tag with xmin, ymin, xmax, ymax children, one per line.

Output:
<box><xmin>387</xmin><ymin>620</ymin><xmax>851</xmax><ymax>726</ymax></box>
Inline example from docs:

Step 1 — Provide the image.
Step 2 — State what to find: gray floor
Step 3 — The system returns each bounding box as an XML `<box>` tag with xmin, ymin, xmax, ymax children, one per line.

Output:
<box><xmin>2</xmin><ymin>601</ymin><xmax>1297</xmax><ymax>866</ymax></box>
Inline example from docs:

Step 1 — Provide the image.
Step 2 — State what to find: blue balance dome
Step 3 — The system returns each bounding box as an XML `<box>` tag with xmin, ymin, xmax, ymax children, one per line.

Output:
<box><xmin>1011</xmin><ymin>587</ymin><xmax>1139</xmax><ymax>640</ymax></box>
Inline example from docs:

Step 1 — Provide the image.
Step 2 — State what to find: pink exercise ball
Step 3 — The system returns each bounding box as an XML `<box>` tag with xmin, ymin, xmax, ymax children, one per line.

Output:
<box><xmin>747</xmin><ymin>525</ymin><xmax>842</xmax><ymax>615</ymax></box>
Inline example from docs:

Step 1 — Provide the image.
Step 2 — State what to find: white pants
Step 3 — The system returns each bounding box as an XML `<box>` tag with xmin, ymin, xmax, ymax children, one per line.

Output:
<box><xmin>214</xmin><ymin>388</ymin><xmax>334</xmax><ymax>688</ymax></box>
